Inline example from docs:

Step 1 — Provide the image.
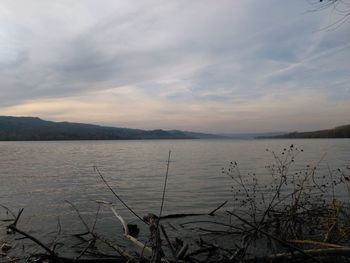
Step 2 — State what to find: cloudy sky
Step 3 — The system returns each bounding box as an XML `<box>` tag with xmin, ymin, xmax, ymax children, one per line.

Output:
<box><xmin>0</xmin><ymin>0</ymin><xmax>349</xmax><ymax>133</ymax></box>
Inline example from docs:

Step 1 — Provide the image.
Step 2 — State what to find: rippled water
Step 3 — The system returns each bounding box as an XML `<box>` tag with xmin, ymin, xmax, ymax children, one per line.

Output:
<box><xmin>0</xmin><ymin>139</ymin><xmax>349</xmax><ymax>255</ymax></box>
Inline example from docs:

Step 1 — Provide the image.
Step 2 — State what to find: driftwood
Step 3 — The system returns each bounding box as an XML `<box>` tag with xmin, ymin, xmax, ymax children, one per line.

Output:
<box><xmin>96</xmin><ymin>200</ymin><xmax>152</xmax><ymax>256</ymax></box>
<box><xmin>97</xmin><ymin>201</ymin><xmax>189</xmax><ymax>262</ymax></box>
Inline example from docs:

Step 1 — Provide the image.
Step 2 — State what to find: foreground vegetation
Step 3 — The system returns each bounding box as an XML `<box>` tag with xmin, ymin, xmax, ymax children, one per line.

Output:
<box><xmin>1</xmin><ymin>145</ymin><xmax>350</xmax><ymax>262</ymax></box>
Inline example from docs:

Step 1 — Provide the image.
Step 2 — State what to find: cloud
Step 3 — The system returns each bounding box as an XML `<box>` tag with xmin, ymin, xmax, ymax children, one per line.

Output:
<box><xmin>0</xmin><ymin>0</ymin><xmax>349</xmax><ymax>132</ymax></box>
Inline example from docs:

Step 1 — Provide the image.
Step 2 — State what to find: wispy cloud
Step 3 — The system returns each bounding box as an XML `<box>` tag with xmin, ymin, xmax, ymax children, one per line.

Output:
<box><xmin>0</xmin><ymin>0</ymin><xmax>349</xmax><ymax>132</ymax></box>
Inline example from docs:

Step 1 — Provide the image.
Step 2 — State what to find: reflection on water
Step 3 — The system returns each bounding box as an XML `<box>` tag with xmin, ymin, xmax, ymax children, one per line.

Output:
<box><xmin>0</xmin><ymin>139</ymin><xmax>349</xmax><ymax>252</ymax></box>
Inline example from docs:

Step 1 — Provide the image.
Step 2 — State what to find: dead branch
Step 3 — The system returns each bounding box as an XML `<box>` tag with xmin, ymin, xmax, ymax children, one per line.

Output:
<box><xmin>161</xmin><ymin>200</ymin><xmax>229</xmax><ymax>220</ymax></box>
<box><xmin>12</xmin><ymin>208</ymin><xmax>23</xmax><ymax>227</ymax></box>
<box><xmin>74</xmin><ymin>239</ymin><xmax>95</xmax><ymax>262</ymax></box>
<box><xmin>179</xmin><ymin>220</ymin><xmax>244</xmax><ymax>231</ymax></box>
<box><xmin>208</xmin><ymin>200</ymin><xmax>228</xmax><ymax>216</ymax></box>
<box><xmin>248</xmin><ymin>247</ymin><xmax>350</xmax><ymax>262</ymax></box>
<box><xmin>158</xmin><ymin>150</ymin><xmax>171</xmax><ymax>221</ymax></box>
<box><xmin>66</xmin><ymin>200</ymin><xmax>135</xmax><ymax>261</ymax></box>
<box><xmin>8</xmin><ymin>224</ymin><xmax>58</xmax><ymax>258</ymax></box>
<box><xmin>0</xmin><ymin>204</ymin><xmax>16</xmax><ymax>219</ymax></box>
<box><xmin>94</xmin><ymin>166</ymin><xmax>146</xmax><ymax>224</ymax></box>
<box><xmin>161</xmin><ymin>213</ymin><xmax>205</xmax><ymax>219</ymax></box>
<box><xmin>287</xmin><ymin>239</ymin><xmax>345</xmax><ymax>249</ymax></box>
<box><xmin>160</xmin><ymin>224</ymin><xmax>178</xmax><ymax>263</ymax></box>
<box><xmin>227</xmin><ymin>211</ymin><xmax>322</xmax><ymax>263</ymax></box>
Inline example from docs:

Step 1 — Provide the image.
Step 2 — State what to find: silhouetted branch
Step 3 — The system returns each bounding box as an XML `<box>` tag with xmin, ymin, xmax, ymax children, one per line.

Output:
<box><xmin>227</xmin><ymin>211</ymin><xmax>322</xmax><ymax>263</ymax></box>
<box><xmin>208</xmin><ymin>200</ymin><xmax>228</xmax><ymax>216</ymax></box>
<box><xmin>94</xmin><ymin>166</ymin><xmax>146</xmax><ymax>224</ymax></box>
<box><xmin>8</xmin><ymin>224</ymin><xmax>58</xmax><ymax>258</ymax></box>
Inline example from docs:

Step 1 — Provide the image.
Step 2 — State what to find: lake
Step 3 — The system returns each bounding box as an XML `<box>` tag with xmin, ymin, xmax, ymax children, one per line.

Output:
<box><xmin>1</xmin><ymin>139</ymin><xmax>350</xmax><ymax>256</ymax></box>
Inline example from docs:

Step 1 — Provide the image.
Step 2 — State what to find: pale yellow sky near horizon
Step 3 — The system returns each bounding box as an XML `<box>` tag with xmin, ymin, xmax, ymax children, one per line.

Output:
<box><xmin>1</xmin><ymin>87</ymin><xmax>349</xmax><ymax>133</ymax></box>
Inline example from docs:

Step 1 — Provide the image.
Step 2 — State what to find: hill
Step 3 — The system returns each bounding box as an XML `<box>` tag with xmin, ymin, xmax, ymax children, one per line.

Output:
<box><xmin>219</xmin><ymin>132</ymin><xmax>285</xmax><ymax>139</ymax></box>
<box><xmin>168</xmin><ymin>130</ymin><xmax>225</xmax><ymax>139</ymax></box>
<box><xmin>0</xmin><ymin>116</ymin><xmax>200</xmax><ymax>141</ymax></box>
<box><xmin>258</xmin><ymin>124</ymin><xmax>350</xmax><ymax>139</ymax></box>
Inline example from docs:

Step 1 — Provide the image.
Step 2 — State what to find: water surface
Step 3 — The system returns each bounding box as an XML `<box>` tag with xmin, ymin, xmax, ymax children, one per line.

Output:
<box><xmin>0</xmin><ymin>139</ymin><xmax>349</xmax><ymax>254</ymax></box>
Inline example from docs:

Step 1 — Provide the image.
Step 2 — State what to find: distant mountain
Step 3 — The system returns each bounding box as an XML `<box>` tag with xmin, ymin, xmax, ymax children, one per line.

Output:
<box><xmin>219</xmin><ymin>132</ymin><xmax>285</xmax><ymax>139</ymax></box>
<box><xmin>168</xmin><ymin>130</ymin><xmax>225</xmax><ymax>139</ymax></box>
<box><xmin>0</xmin><ymin>116</ymin><xmax>220</xmax><ymax>141</ymax></box>
<box><xmin>257</xmin><ymin>124</ymin><xmax>350</xmax><ymax>139</ymax></box>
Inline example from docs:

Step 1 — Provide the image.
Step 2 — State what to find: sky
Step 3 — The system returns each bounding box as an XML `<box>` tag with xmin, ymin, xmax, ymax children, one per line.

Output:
<box><xmin>0</xmin><ymin>0</ymin><xmax>349</xmax><ymax>133</ymax></box>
